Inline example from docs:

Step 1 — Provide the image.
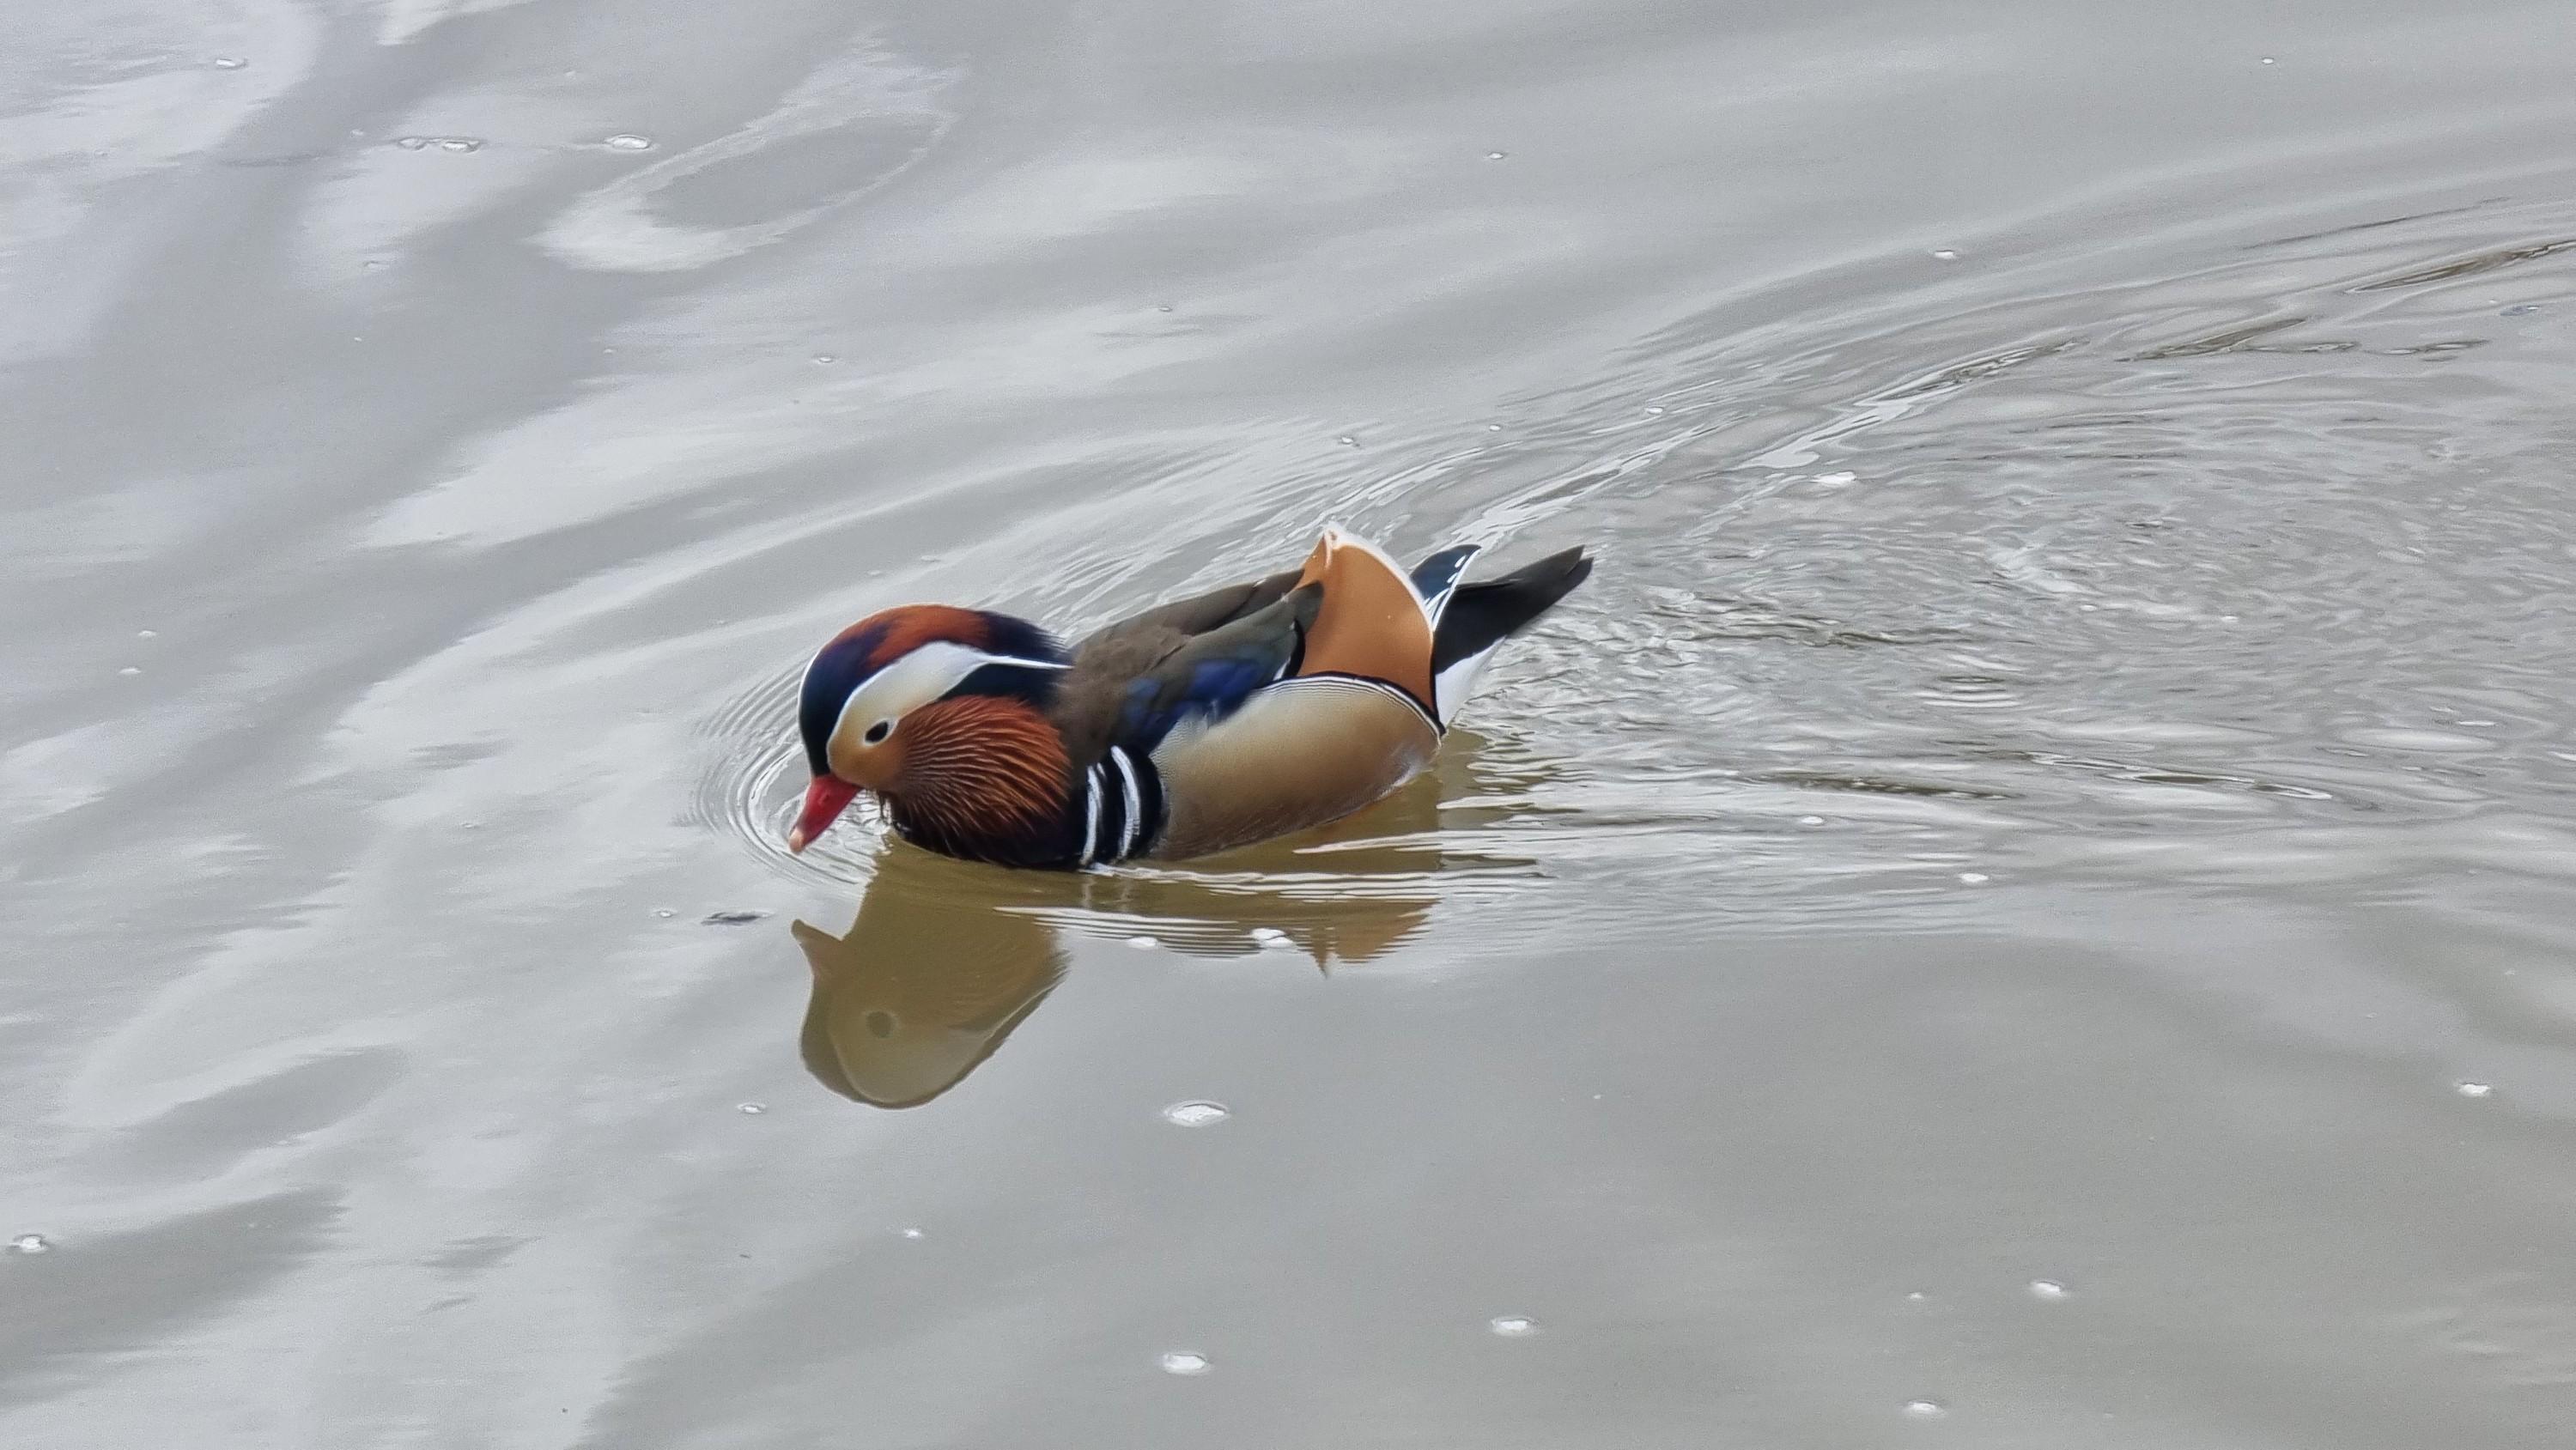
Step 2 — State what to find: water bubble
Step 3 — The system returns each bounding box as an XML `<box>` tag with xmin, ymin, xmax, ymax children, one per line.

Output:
<box><xmin>2028</xmin><ymin>1279</ymin><xmax>2069</xmax><ymax>1301</ymax></box>
<box><xmin>1487</xmin><ymin>1315</ymin><xmax>1539</xmax><ymax>1337</ymax></box>
<box><xmin>1162</xmin><ymin>1101</ymin><xmax>1230</xmax><ymax>1127</ymax></box>
<box><xmin>1156</xmin><ymin>304</ymin><xmax>1174</xmax><ymax>313</ymax></box>
<box><xmin>2457</xmin><ymin>1081</ymin><xmax>2494</xmax><ymax>1099</ymax></box>
<box><xmin>1958</xmin><ymin>872</ymin><xmax>1990</xmax><ymax>883</ymax></box>
<box><xmin>1336</xmin><ymin>434</ymin><xmax>1358</xmax><ymax>446</ymax></box>
<box><xmin>653</xmin><ymin>908</ymin><xmax>676</xmax><ymax>919</ymax></box>
<box><xmin>137</xmin><ymin>629</ymin><xmax>157</xmax><ymax>638</ymax></box>
<box><xmin>1249</xmin><ymin>927</ymin><xmax>1291</xmax><ymax>948</ymax></box>
<box><xmin>604</xmin><ymin>133</ymin><xmax>654</xmax><ymax>151</ymax></box>
<box><xmin>437</xmin><ymin>138</ymin><xmax>482</xmax><ymax>153</ymax></box>
<box><xmin>1158</xmin><ymin>1350</ymin><xmax>1212</xmax><ymax>1375</ymax></box>
<box><xmin>811</xmin><ymin>354</ymin><xmax>836</xmax><ymax>365</ymax></box>
<box><xmin>118</xmin><ymin>666</ymin><xmax>141</xmax><ymax>676</ymax></box>
<box><xmin>1815</xmin><ymin>470</ymin><xmax>1856</xmax><ymax>486</ymax></box>
<box><xmin>1903</xmin><ymin>1399</ymin><xmax>1948</xmax><ymax>1419</ymax></box>
<box><xmin>1485</xmin><ymin>150</ymin><xmax>1508</xmax><ymax>161</ymax></box>
<box><xmin>737</xmin><ymin>1101</ymin><xmax>767</xmax><ymax>1114</ymax></box>
<box><xmin>1930</xmin><ymin>248</ymin><xmax>1960</xmax><ymax>261</ymax></box>
<box><xmin>2260</xmin><ymin>55</ymin><xmax>2278</xmax><ymax>65</ymax></box>
<box><xmin>2502</xmin><ymin>304</ymin><xmax>2541</xmax><ymax>317</ymax></box>
<box><xmin>1126</xmin><ymin>934</ymin><xmax>1160</xmax><ymax>949</ymax></box>
<box><xmin>900</xmin><ymin>1228</ymin><xmax>923</xmax><ymax>1240</ymax></box>
<box><xmin>1644</xmin><ymin>405</ymin><xmax>1666</xmax><ymax>416</ymax></box>
<box><xmin>1486</xmin><ymin>423</ymin><xmax>1504</xmax><ymax>431</ymax></box>
<box><xmin>396</xmin><ymin>136</ymin><xmax>430</xmax><ymax>150</ymax></box>
<box><xmin>213</xmin><ymin>57</ymin><xmax>248</xmax><ymax>70</ymax></box>
<box><xmin>1797</xmin><ymin>815</ymin><xmax>1826</xmax><ymax>826</ymax></box>
<box><xmin>1905</xmin><ymin>1290</ymin><xmax>1928</xmax><ymax>1301</ymax></box>
<box><xmin>9</xmin><ymin>1235</ymin><xmax>50</xmax><ymax>1254</ymax></box>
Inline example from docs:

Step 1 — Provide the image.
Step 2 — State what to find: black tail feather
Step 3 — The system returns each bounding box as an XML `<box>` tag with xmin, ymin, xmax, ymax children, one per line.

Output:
<box><xmin>1431</xmin><ymin>546</ymin><xmax>1592</xmax><ymax>673</ymax></box>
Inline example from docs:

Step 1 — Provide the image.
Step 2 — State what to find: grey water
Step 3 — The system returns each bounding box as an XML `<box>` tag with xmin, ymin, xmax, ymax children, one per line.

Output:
<box><xmin>9</xmin><ymin>1</ymin><xmax>2576</xmax><ymax>1445</ymax></box>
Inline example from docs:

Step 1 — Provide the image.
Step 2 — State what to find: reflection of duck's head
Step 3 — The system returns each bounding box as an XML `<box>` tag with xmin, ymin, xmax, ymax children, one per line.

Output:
<box><xmin>792</xmin><ymin>728</ymin><xmax>1548</xmax><ymax>1107</ymax></box>
<box><xmin>794</xmin><ymin>850</ymin><xmax>1068</xmax><ymax>1109</ymax></box>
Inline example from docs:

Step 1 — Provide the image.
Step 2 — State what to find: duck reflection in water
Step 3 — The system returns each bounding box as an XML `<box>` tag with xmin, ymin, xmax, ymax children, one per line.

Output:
<box><xmin>792</xmin><ymin>729</ymin><xmax>1536</xmax><ymax>1107</ymax></box>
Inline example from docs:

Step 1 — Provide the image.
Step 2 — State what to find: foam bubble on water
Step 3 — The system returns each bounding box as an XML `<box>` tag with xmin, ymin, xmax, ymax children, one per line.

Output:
<box><xmin>1163</xmin><ymin>1101</ymin><xmax>1229</xmax><ymax>1127</ymax></box>
<box><xmin>1905</xmin><ymin>1290</ymin><xmax>1928</xmax><ymax>1301</ymax></box>
<box><xmin>118</xmin><ymin>666</ymin><xmax>141</xmax><ymax>676</ymax></box>
<box><xmin>2260</xmin><ymin>55</ymin><xmax>2278</xmax><ymax>65</ymax></box>
<box><xmin>1250</xmin><ymin>927</ymin><xmax>1291</xmax><ymax>948</ymax></box>
<box><xmin>1645</xmin><ymin>405</ymin><xmax>1667</xmax><ymax>415</ymax></box>
<box><xmin>1336</xmin><ymin>434</ymin><xmax>1358</xmax><ymax>446</ymax></box>
<box><xmin>604</xmin><ymin>134</ymin><xmax>654</xmax><ymax>151</ymax></box>
<box><xmin>653</xmin><ymin>908</ymin><xmax>676</xmax><ymax>919</ymax></box>
<box><xmin>1127</xmin><ymin>935</ymin><xmax>1160</xmax><ymax>949</ymax></box>
<box><xmin>1815</xmin><ymin>471</ymin><xmax>1856</xmax><ymax>486</ymax></box>
<box><xmin>213</xmin><ymin>57</ymin><xmax>248</xmax><ymax>70</ymax></box>
<box><xmin>736</xmin><ymin>1101</ymin><xmax>767</xmax><ymax>1115</ymax></box>
<box><xmin>1485</xmin><ymin>150</ymin><xmax>1508</xmax><ymax>161</ymax></box>
<box><xmin>1159</xmin><ymin>1350</ymin><xmax>1212</xmax><ymax>1374</ymax></box>
<box><xmin>1487</xmin><ymin>423</ymin><xmax>1504</xmax><ymax>431</ymax></box>
<box><xmin>2457</xmin><ymin>1081</ymin><xmax>2494</xmax><ymax>1098</ymax></box>
<box><xmin>435</xmin><ymin>138</ymin><xmax>483</xmax><ymax>153</ymax></box>
<box><xmin>811</xmin><ymin>354</ymin><xmax>836</xmax><ymax>364</ymax></box>
<box><xmin>137</xmin><ymin>629</ymin><xmax>156</xmax><ymax>638</ymax></box>
<box><xmin>1487</xmin><ymin>1315</ymin><xmax>1539</xmax><ymax>1337</ymax></box>
<box><xmin>1959</xmin><ymin>871</ymin><xmax>1990</xmax><ymax>883</ymax></box>
<box><xmin>9</xmin><ymin>1235</ymin><xmax>50</xmax><ymax>1254</ymax></box>
<box><xmin>1930</xmin><ymin>248</ymin><xmax>1959</xmax><ymax>261</ymax></box>
<box><xmin>2028</xmin><ymin>1279</ymin><xmax>2069</xmax><ymax>1301</ymax></box>
<box><xmin>1798</xmin><ymin>815</ymin><xmax>1826</xmax><ymax>826</ymax></box>
<box><xmin>1903</xmin><ymin>1399</ymin><xmax>1948</xmax><ymax>1419</ymax></box>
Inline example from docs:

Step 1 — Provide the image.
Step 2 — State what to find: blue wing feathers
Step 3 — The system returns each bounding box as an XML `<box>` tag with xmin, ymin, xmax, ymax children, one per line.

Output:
<box><xmin>1119</xmin><ymin>652</ymin><xmax>1278</xmax><ymax>749</ymax></box>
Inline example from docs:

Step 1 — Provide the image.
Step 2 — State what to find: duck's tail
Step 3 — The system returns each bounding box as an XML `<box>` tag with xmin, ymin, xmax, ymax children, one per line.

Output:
<box><xmin>1420</xmin><ymin>546</ymin><xmax>1591</xmax><ymax>725</ymax></box>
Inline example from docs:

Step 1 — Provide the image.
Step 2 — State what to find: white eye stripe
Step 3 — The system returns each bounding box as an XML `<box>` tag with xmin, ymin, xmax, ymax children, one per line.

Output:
<box><xmin>829</xmin><ymin>642</ymin><xmax>1066</xmax><ymax>748</ymax></box>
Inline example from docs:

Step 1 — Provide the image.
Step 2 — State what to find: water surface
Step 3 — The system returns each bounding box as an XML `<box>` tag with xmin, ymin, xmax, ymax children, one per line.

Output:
<box><xmin>9</xmin><ymin>1</ymin><xmax>2576</xmax><ymax>1445</ymax></box>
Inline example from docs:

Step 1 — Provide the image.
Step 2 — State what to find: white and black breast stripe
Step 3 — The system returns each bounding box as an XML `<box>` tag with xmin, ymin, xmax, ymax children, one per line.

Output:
<box><xmin>1295</xmin><ymin>672</ymin><xmax>1443</xmax><ymax>731</ymax></box>
<box><xmin>1073</xmin><ymin>746</ymin><xmax>1163</xmax><ymax>867</ymax></box>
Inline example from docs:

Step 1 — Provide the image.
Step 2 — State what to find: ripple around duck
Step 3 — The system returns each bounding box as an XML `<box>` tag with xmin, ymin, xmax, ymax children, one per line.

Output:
<box><xmin>690</xmin><ymin>661</ymin><xmax>883</xmax><ymax>889</ymax></box>
<box><xmin>1310</xmin><ymin>171</ymin><xmax>2576</xmax><ymax>919</ymax></box>
<box><xmin>695</xmin><ymin>149</ymin><xmax>2576</xmax><ymax>931</ymax></box>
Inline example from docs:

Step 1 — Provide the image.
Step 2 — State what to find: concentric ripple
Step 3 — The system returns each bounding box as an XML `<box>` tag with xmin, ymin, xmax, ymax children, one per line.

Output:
<box><xmin>692</xmin><ymin>661</ymin><xmax>894</xmax><ymax>888</ymax></box>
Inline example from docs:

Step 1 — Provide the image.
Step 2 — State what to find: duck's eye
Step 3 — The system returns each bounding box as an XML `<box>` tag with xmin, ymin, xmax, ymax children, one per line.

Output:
<box><xmin>862</xmin><ymin>719</ymin><xmax>893</xmax><ymax>745</ymax></box>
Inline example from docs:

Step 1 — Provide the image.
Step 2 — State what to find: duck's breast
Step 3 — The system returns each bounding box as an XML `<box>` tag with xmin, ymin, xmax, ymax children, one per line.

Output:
<box><xmin>1148</xmin><ymin>676</ymin><xmax>1440</xmax><ymax>859</ymax></box>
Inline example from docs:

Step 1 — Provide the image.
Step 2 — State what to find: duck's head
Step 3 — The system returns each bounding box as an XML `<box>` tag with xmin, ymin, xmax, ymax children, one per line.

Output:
<box><xmin>790</xmin><ymin>605</ymin><xmax>1069</xmax><ymax>852</ymax></box>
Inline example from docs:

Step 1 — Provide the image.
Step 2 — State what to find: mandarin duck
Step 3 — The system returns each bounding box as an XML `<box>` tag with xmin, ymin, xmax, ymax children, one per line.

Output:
<box><xmin>788</xmin><ymin>529</ymin><xmax>1590</xmax><ymax>869</ymax></box>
